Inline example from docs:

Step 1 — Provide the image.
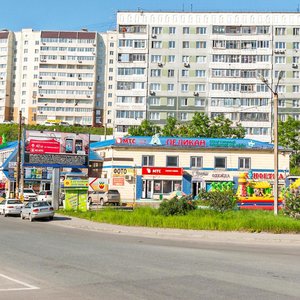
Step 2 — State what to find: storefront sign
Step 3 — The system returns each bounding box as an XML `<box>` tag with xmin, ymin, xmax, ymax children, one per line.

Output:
<box><xmin>142</xmin><ymin>167</ymin><xmax>183</xmax><ymax>176</ymax></box>
<box><xmin>63</xmin><ymin>179</ymin><xmax>88</xmax><ymax>188</ymax></box>
<box><xmin>249</xmin><ymin>172</ymin><xmax>285</xmax><ymax>181</ymax></box>
<box><xmin>112</xmin><ymin>168</ymin><xmax>135</xmax><ymax>177</ymax></box>
<box><xmin>115</xmin><ymin>136</ymin><xmax>274</xmax><ymax>150</ymax></box>
<box><xmin>112</xmin><ymin>177</ymin><xmax>125</xmax><ymax>186</ymax></box>
<box><xmin>192</xmin><ymin>171</ymin><xmax>234</xmax><ymax>181</ymax></box>
<box><xmin>29</xmin><ymin>139</ymin><xmax>60</xmax><ymax>154</ymax></box>
<box><xmin>88</xmin><ymin>177</ymin><xmax>108</xmax><ymax>192</ymax></box>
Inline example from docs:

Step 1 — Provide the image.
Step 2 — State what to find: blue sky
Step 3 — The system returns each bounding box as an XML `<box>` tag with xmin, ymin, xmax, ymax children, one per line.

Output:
<box><xmin>2</xmin><ymin>0</ymin><xmax>300</xmax><ymax>32</ymax></box>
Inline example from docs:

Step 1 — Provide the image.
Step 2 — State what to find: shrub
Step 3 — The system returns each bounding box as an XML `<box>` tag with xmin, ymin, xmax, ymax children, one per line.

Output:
<box><xmin>199</xmin><ymin>190</ymin><xmax>237</xmax><ymax>212</ymax></box>
<box><xmin>158</xmin><ymin>195</ymin><xmax>197</xmax><ymax>216</ymax></box>
<box><xmin>283</xmin><ymin>190</ymin><xmax>300</xmax><ymax>219</ymax></box>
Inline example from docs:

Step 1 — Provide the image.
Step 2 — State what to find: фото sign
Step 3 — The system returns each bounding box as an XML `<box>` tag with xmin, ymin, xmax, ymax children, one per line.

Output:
<box><xmin>142</xmin><ymin>167</ymin><xmax>183</xmax><ymax>176</ymax></box>
<box><xmin>24</xmin><ymin>130</ymin><xmax>89</xmax><ymax>168</ymax></box>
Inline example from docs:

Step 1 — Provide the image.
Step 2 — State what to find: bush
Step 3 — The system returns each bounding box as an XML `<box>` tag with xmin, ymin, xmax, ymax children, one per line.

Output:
<box><xmin>158</xmin><ymin>195</ymin><xmax>197</xmax><ymax>216</ymax></box>
<box><xmin>283</xmin><ymin>190</ymin><xmax>300</xmax><ymax>219</ymax></box>
<box><xmin>199</xmin><ymin>190</ymin><xmax>237</xmax><ymax>212</ymax></box>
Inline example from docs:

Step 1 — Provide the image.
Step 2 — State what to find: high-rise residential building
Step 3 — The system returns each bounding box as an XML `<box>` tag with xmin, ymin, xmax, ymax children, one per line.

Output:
<box><xmin>1</xmin><ymin>29</ymin><xmax>105</xmax><ymax>126</ymax></box>
<box><xmin>112</xmin><ymin>11</ymin><xmax>300</xmax><ymax>142</ymax></box>
<box><xmin>0</xmin><ymin>30</ymin><xmax>14</xmax><ymax>121</ymax></box>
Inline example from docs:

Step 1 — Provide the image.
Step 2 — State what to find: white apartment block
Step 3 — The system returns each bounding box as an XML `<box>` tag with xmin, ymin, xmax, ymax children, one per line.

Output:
<box><xmin>1</xmin><ymin>29</ymin><xmax>105</xmax><ymax>126</ymax></box>
<box><xmin>113</xmin><ymin>11</ymin><xmax>300</xmax><ymax>141</ymax></box>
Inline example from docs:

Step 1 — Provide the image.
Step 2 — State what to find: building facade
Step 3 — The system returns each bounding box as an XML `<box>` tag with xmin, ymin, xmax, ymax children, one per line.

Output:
<box><xmin>112</xmin><ymin>12</ymin><xmax>300</xmax><ymax>141</ymax></box>
<box><xmin>90</xmin><ymin>136</ymin><xmax>290</xmax><ymax>201</ymax></box>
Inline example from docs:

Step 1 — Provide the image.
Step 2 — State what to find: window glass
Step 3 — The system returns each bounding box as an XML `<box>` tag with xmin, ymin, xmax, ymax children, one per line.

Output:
<box><xmin>215</xmin><ymin>157</ymin><xmax>226</xmax><ymax>169</ymax></box>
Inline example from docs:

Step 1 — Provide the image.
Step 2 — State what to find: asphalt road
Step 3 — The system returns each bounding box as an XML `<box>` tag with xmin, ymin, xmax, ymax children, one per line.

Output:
<box><xmin>0</xmin><ymin>215</ymin><xmax>300</xmax><ymax>300</ymax></box>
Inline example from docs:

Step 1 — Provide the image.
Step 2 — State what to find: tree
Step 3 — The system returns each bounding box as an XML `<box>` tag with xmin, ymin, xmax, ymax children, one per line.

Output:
<box><xmin>161</xmin><ymin>116</ymin><xmax>178</xmax><ymax>136</ymax></box>
<box><xmin>278</xmin><ymin>116</ymin><xmax>300</xmax><ymax>174</ymax></box>
<box><xmin>127</xmin><ymin>120</ymin><xmax>160</xmax><ymax>136</ymax></box>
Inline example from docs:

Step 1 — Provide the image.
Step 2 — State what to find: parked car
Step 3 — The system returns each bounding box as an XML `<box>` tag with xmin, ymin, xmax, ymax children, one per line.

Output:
<box><xmin>88</xmin><ymin>189</ymin><xmax>120</xmax><ymax>206</ymax></box>
<box><xmin>21</xmin><ymin>201</ymin><xmax>54</xmax><ymax>222</ymax></box>
<box><xmin>0</xmin><ymin>199</ymin><xmax>23</xmax><ymax>217</ymax></box>
<box><xmin>37</xmin><ymin>190</ymin><xmax>53</xmax><ymax>204</ymax></box>
<box><xmin>22</xmin><ymin>188</ymin><xmax>37</xmax><ymax>202</ymax></box>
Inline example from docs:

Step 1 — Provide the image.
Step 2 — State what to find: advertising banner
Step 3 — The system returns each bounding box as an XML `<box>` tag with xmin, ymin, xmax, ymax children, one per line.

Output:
<box><xmin>24</xmin><ymin>130</ymin><xmax>89</xmax><ymax>168</ymax></box>
<box><xmin>142</xmin><ymin>167</ymin><xmax>183</xmax><ymax>176</ymax></box>
<box><xmin>112</xmin><ymin>168</ymin><xmax>135</xmax><ymax>177</ymax></box>
<box><xmin>88</xmin><ymin>177</ymin><xmax>108</xmax><ymax>192</ymax></box>
<box><xmin>64</xmin><ymin>190</ymin><xmax>87</xmax><ymax>211</ymax></box>
<box><xmin>112</xmin><ymin>177</ymin><xmax>125</xmax><ymax>186</ymax></box>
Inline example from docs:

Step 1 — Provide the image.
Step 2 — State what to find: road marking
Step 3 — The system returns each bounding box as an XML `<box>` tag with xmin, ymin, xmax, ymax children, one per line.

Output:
<box><xmin>0</xmin><ymin>273</ymin><xmax>39</xmax><ymax>291</ymax></box>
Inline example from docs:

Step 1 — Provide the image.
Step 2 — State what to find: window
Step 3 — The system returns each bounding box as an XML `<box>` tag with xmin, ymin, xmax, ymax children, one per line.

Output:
<box><xmin>195</xmin><ymin>84</ymin><xmax>205</xmax><ymax>92</ymax></box>
<box><xmin>149</xmin><ymin>97</ymin><xmax>160</xmax><ymax>106</ymax></box>
<box><xmin>152</xmin><ymin>41</ymin><xmax>162</xmax><ymax>49</ymax></box>
<box><xmin>149</xmin><ymin>112</ymin><xmax>160</xmax><ymax>120</ymax></box>
<box><xmin>293</xmin><ymin>28</ymin><xmax>300</xmax><ymax>35</ymax></box>
<box><xmin>191</xmin><ymin>156</ymin><xmax>203</xmax><ymax>168</ymax></box>
<box><xmin>182</xmin><ymin>41</ymin><xmax>189</xmax><ymax>48</ymax></box>
<box><xmin>239</xmin><ymin>157</ymin><xmax>251</xmax><ymax>170</ymax></box>
<box><xmin>293</xmin><ymin>85</ymin><xmax>300</xmax><ymax>93</ymax></box>
<box><xmin>152</xmin><ymin>27</ymin><xmax>162</xmax><ymax>35</ymax></box>
<box><xmin>166</xmin><ymin>156</ymin><xmax>178</xmax><ymax>167</ymax></box>
<box><xmin>181</xmin><ymin>84</ymin><xmax>189</xmax><ymax>92</ymax></box>
<box><xmin>293</xmin><ymin>71</ymin><xmax>300</xmax><ymax>78</ymax></box>
<box><xmin>196</xmin><ymin>27</ymin><xmax>206</xmax><ymax>34</ymax></box>
<box><xmin>293</xmin><ymin>99</ymin><xmax>300</xmax><ymax>107</ymax></box>
<box><xmin>167</xmin><ymin>84</ymin><xmax>174</xmax><ymax>92</ymax></box>
<box><xmin>182</xmin><ymin>56</ymin><xmax>189</xmax><ymax>63</ymax></box>
<box><xmin>142</xmin><ymin>155</ymin><xmax>154</xmax><ymax>166</ymax></box>
<box><xmin>181</xmin><ymin>69</ymin><xmax>189</xmax><ymax>77</ymax></box>
<box><xmin>168</xmin><ymin>69</ymin><xmax>174</xmax><ymax>77</ymax></box>
<box><xmin>275</xmin><ymin>56</ymin><xmax>285</xmax><ymax>64</ymax></box>
<box><xmin>168</xmin><ymin>55</ymin><xmax>175</xmax><ymax>63</ymax></box>
<box><xmin>195</xmin><ymin>98</ymin><xmax>205</xmax><ymax>106</ymax></box>
<box><xmin>180</xmin><ymin>112</ymin><xmax>188</xmax><ymax>121</ymax></box>
<box><xmin>183</xmin><ymin>27</ymin><xmax>189</xmax><ymax>34</ymax></box>
<box><xmin>293</xmin><ymin>42</ymin><xmax>300</xmax><ymax>50</ymax></box>
<box><xmin>275</xmin><ymin>42</ymin><xmax>286</xmax><ymax>49</ymax></box>
<box><xmin>151</xmin><ymin>69</ymin><xmax>161</xmax><ymax>77</ymax></box>
<box><xmin>196</xmin><ymin>56</ymin><xmax>206</xmax><ymax>63</ymax></box>
<box><xmin>167</xmin><ymin>98</ymin><xmax>175</xmax><ymax>106</ymax></box>
<box><xmin>195</xmin><ymin>70</ymin><xmax>205</xmax><ymax>77</ymax></box>
<box><xmin>278</xmin><ymin>100</ymin><xmax>286</xmax><ymax>107</ymax></box>
<box><xmin>169</xmin><ymin>41</ymin><xmax>176</xmax><ymax>48</ymax></box>
<box><xmin>169</xmin><ymin>27</ymin><xmax>176</xmax><ymax>34</ymax></box>
<box><xmin>196</xmin><ymin>41</ymin><xmax>206</xmax><ymax>48</ymax></box>
<box><xmin>215</xmin><ymin>157</ymin><xmax>226</xmax><ymax>169</ymax></box>
<box><xmin>275</xmin><ymin>27</ymin><xmax>286</xmax><ymax>35</ymax></box>
<box><xmin>181</xmin><ymin>98</ymin><xmax>188</xmax><ymax>106</ymax></box>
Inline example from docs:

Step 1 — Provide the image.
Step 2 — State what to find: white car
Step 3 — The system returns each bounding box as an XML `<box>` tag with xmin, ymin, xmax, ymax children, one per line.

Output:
<box><xmin>37</xmin><ymin>190</ymin><xmax>53</xmax><ymax>204</ymax></box>
<box><xmin>22</xmin><ymin>188</ymin><xmax>37</xmax><ymax>202</ymax></box>
<box><xmin>0</xmin><ymin>199</ymin><xmax>23</xmax><ymax>217</ymax></box>
<box><xmin>21</xmin><ymin>201</ymin><xmax>54</xmax><ymax>222</ymax></box>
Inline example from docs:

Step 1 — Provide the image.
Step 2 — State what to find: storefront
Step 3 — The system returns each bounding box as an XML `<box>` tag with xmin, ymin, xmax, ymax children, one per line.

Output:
<box><xmin>90</xmin><ymin>135</ymin><xmax>291</xmax><ymax>203</ymax></box>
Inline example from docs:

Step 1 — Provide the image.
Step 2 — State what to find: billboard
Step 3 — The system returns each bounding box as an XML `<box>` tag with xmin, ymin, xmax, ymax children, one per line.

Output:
<box><xmin>24</xmin><ymin>130</ymin><xmax>89</xmax><ymax>168</ymax></box>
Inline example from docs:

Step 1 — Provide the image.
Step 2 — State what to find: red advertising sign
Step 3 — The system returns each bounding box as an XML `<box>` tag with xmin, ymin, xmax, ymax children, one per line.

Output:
<box><xmin>29</xmin><ymin>139</ymin><xmax>60</xmax><ymax>154</ymax></box>
<box><xmin>142</xmin><ymin>167</ymin><xmax>183</xmax><ymax>176</ymax></box>
<box><xmin>112</xmin><ymin>177</ymin><xmax>125</xmax><ymax>186</ymax></box>
<box><xmin>249</xmin><ymin>172</ymin><xmax>285</xmax><ymax>181</ymax></box>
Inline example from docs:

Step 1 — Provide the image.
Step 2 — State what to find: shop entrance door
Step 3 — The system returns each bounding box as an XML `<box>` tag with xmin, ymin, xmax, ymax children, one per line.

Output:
<box><xmin>142</xmin><ymin>180</ymin><xmax>153</xmax><ymax>199</ymax></box>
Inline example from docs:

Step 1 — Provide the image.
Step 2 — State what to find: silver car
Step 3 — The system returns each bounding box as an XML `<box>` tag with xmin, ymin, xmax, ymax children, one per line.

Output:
<box><xmin>21</xmin><ymin>201</ymin><xmax>54</xmax><ymax>222</ymax></box>
<box><xmin>0</xmin><ymin>199</ymin><xmax>23</xmax><ymax>217</ymax></box>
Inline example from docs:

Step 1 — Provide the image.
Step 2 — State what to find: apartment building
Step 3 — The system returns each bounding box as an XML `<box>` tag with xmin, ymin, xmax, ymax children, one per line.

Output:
<box><xmin>0</xmin><ymin>30</ymin><xmax>14</xmax><ymax>122</ymax></box>
<box><xmin>113</xmin><ymin>12</ymin><xmax>300</xmax><ymax>141</ymax></box>
<box><xmin>2</xmin><ymin>29</ymin><xmax>105</xmax><ymax>126</ymax></box>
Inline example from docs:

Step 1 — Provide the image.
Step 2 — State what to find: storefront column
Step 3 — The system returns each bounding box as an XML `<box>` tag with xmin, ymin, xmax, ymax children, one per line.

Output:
<box><xmin>52</xmin><ymin>168</ymin><xmax>60</xmax><ymax>210</ymax></box>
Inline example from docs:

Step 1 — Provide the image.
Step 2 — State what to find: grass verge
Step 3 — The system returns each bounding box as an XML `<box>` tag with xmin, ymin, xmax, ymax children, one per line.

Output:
<box><xmin>58</xmin><ymin>207</ymin><xmax>300</xmax><ymax>234</ymax></box>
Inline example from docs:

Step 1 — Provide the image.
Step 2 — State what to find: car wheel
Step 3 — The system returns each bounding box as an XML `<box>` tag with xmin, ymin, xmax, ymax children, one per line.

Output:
<box><xmin>20</xmin><ymin>212</ymin><xmax>24</xmax><ymax>220</ymax></box>
<box><xmin>29</xmin><ymin>214</ymin><xmax>33</xmax><ymax>222</ymax></box>
<box><xmin>100</xmin><ymin>198</ymin><xmax>104</xmax><ymax>206</ymax></box>
<box><xmin>49</xmin><ymin>216</ymin><xmax>54</xmax><ymax>221</ymax></box>
<box><xmin>88</xmin><ymin>197</ymin><xmax>92</xmax><ymax>205</ymax></box>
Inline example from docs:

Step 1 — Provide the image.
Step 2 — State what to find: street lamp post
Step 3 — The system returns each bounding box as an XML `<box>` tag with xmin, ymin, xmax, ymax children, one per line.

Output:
<box><xmin>259</xmin><ymin>71</ymin><xmax>283</xmax><ymax>215</ymax></box>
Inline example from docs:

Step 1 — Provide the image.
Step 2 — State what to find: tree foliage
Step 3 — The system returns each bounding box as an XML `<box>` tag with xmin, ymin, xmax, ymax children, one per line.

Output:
<box><xmin>128</xmin><ymin>113</ymin><xmax>246</xmax><ymax>138</ymax></box>
<box><xmin>278</xmin><ymin>116</ymin><xmax>300</xmax><ymax>173</ymax></box>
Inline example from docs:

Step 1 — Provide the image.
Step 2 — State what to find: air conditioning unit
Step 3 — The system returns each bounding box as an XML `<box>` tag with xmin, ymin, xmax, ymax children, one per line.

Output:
<box><xmin>86</xmin><ymin>95</ymin><xmax>91</xmax><ymax>98</ymax></box>
<box><xmin>280</xmin><ymin>50</ymin><xmax>286</xmax><ymax>54</ymax></box>
<box><xmin>52</xmin><ymin>76</ymin><xmax>55</xmax><ymax>79</ymax></box>
<box><xmin>88</xmin><ymin>86</ymin><xmax>92</xmax><ymax>89</ymax></box>
<box><xmin>42</xmin><ymin>42</ymin><xmax>46</xmax><ymax>45</ymax></box>
<box><xmin>78</xmin><ymin>77</ymin><xmax>82</xmax><ymax>80</ymax></box>
<box><xmin>78</xmin><ymin>60</ymin><xmax>82</xmax><ymax>63</ymax></box>
<box><xmin>38</xmin><ymin>85</ymin><xmax>42</xmax><ymax>88</ymax></box>
<box><xmin>194</xmin><ymin>92</ymin><xmax>199</xmax><ymax>96</ymax></box>
<box><xmin>39</xmin><ymin>76</ymin><xmax>43</xmax><ymax>79</ymax></box>
<box><xmin>125</xmin><ymin>175</ymin><xmax>132</xmax><ymax>181</ymax></box>
<box><xmin>184</xmin><ymin>63</ymin><xmax>190</xmax><ymax>68</ymax></box>
<box><xmin>149</xmin><ymin>91</ymin><xmax>156</xmax><ymax>96</ymax></box>
<box><xmin>151</xmin><ymin>34</ymin><xmax>157</xmax><ymax>39</ymax></box>
<box><xmin>40</xmin><ymin>94</ymin><xmax>44</xmax><ymax>97</ymax></box>
<box><xmin>292</xmin><ymin>63</ymin><xmax>298</xmax><ymax>68</ymax></box>
<box><xmin>158</xmin><ymin>62</ymin><xmax>163</xmax><ymax>67</ymax></box>
<box><xmin>274</xmin><ymin>50</ymin><xmax>281</xmax><ymax>54</ymax></box>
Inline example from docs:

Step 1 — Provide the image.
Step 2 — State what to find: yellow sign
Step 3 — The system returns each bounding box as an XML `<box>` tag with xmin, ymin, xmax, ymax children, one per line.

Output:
<box><xmin>112</xmin><ymin>168</ymin><xmax>135</xmax><ymax>177</ymax></box>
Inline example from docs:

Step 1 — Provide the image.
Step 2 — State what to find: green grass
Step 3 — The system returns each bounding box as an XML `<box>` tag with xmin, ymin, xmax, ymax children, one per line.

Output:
<box><xmin>58</xmin><ymin>207</ymin><xmax>300</xmax><ymax>234</ymax></box>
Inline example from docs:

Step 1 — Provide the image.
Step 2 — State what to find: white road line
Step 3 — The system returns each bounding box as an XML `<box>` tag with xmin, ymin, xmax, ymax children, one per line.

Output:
<box><xmin>0</xmin><ymin>273</ymin><xmax>39</xmax><ymax>291</ymax></box>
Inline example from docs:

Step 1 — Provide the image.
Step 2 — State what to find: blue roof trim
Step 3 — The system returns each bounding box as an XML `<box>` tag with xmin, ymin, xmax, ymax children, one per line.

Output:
<box><xmin>89</xmin><ymin>149</ymin><xmax>104</xmax><ymax>161</ymax></box>
<box><xmin>1</xmin><ymin>147</ymin><xmax>18</xmax><ymax>170</ymax></box>
<box><xmin>90</xmin><ymin>139</ymin><xmax>115</xmax><ymax>149</ymax></box>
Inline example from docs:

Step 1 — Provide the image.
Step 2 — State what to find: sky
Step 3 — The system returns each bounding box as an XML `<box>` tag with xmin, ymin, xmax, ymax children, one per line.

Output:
<box><xmin>2</xmin><ymin>0</ymin><xmax>300</xmax><ymax>32</ymax></box>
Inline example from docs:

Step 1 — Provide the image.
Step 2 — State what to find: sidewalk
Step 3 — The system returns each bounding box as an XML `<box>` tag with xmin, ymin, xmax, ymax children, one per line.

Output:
<box><xmin>52</xmin><ymin>214</ymin><xmax>300</xmax><ymax>246</ymax></box>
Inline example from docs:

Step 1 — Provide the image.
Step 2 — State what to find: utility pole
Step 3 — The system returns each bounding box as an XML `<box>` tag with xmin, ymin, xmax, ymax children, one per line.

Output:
<box><xmin>15</xmin><ymin>110</ymin><xmax>22</xmax><ymax>199</ymax></box>
<box><xmin>273</xmin><ymin>92</ymin><xmax>279</xmax><ymax>215</ymax></box>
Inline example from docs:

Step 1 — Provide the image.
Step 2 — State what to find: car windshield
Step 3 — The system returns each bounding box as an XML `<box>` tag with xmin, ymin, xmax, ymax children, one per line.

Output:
<box><xmin>33</xmin><ymin>202</ymin><xmax>49</xmax><ymax>207</ymax></box>
<box><xmin>23</xmin><ymin>189</ymin><xmax>35</xmax><ymax>193</ymax></box>
<box><xmin>7</xmin><ymin>200</ymin><xmax>22</xmax><ymax>204</ymax></box>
